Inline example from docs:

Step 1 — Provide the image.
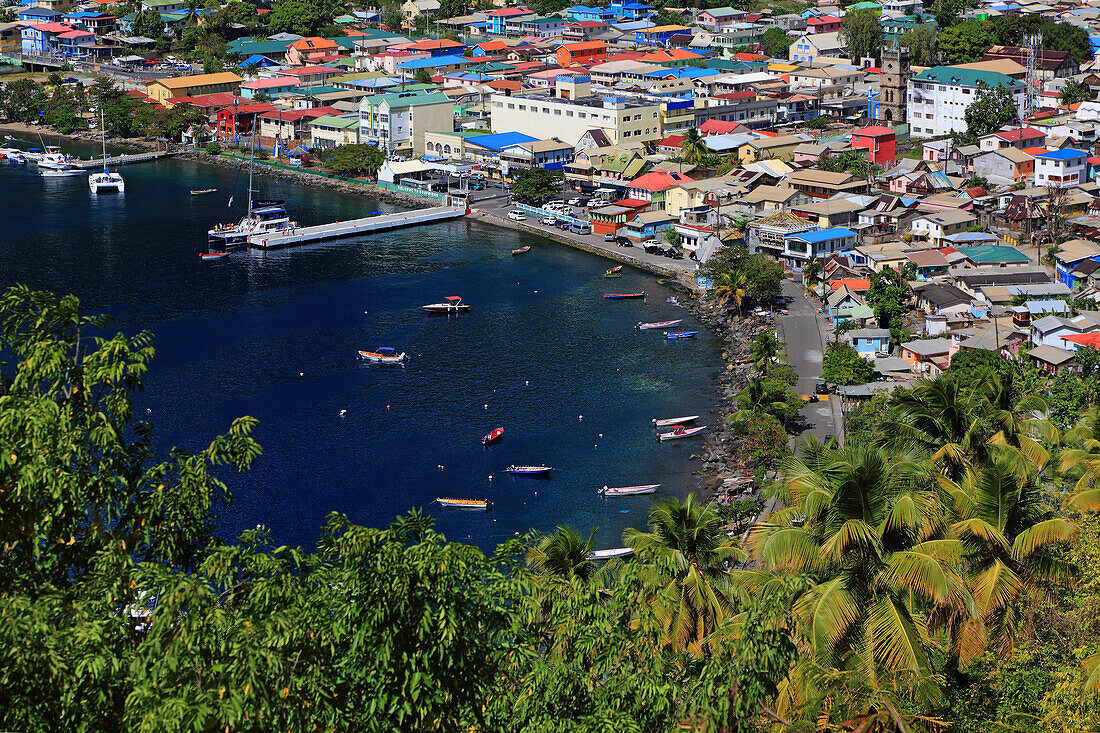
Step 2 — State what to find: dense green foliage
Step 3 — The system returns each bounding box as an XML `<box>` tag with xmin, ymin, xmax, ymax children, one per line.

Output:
<box><xmin>760</xmin><ymin>27</ymin><xmax>793</xmax><ymax>58</ymax></box>
<box><xmin>867</xmin><ymin>266</ymin><xmax>911</xmax><ymax>329</ymax></box>
<box><xmin>822</xmin><ymin>341</ymin><xmax>874</xmax><ymax>385</ymax></box>
<box><xmin>510</xmin><ymin>167</ymin><xmax>562</xmax><ymax>203</ymax></box>
<box><xmin>703</xmin><ymin>245</ymin><xmax>785</xmax><ymax>305</ymax></box>
<box><xmin>841</xmin><ymin>8</ymin><xmax>883</xmax><ymax>63</ymax></box>
<box><xmin>318</xmin><ymin>143</ymin><xmax>385</xmax><ymax>177</ymax></box>
<box><xmin>268</xmin><ymin>0</ymin><xmax>337</xmax><ymax>36</ymax></box>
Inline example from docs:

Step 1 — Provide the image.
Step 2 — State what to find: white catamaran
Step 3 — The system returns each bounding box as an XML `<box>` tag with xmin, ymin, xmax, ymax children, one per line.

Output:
<box><xmin>89</xmin><ymin>106</ymin><xmax>124</xmax><ymax>194</ymax></box>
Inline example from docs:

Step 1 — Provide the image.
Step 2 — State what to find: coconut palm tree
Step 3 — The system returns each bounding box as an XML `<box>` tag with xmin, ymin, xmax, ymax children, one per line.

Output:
<box><xmin>981</xmin><ymin>371</ymin><xmax>1059</xmax><ymax>471</ymax></box>
<box><xmin>752</xmin><ymin>442</ymin><xmax>971</xmax><ymax>719</ymax></box>
<box><xmin>1061</xmin><ymin>408</ymin><xmax>1100</xmax><ymax>510</ymax></box>
<box><xmin>623</xmin><ymin>495</ymin><xmax>747</xmax><ymax>655</ymax></box>
<box><xmin>941</xmin><ymin>457</ymin><xmax>1077</xmax><ymax>662</ymax></box>
<box><xmin>680</xmin><ymin>126</ymin><xmax>708</xmax><ymax>167</ymax></box>
<box><xmin>712</xmin><ymin>271</ymin><xmax>747</xmax><ymax>315</ymax></box>
<box><xmin>527</xmin><ymin>526</ymin><xmax>598</xmax><ymax>583</ymax></box>
<box><xmin>735</xmin><ymin>376</ymin><xmax>796</xmax><ymax>424</ymax></box>
<box><xmin>748</xmin><ymin>328</ymin><xmax>786</xmax><ymax>371</ymax></box>
<box><xmin>882</xmin><ymin>377</ymin><xmax>988</xmax><ymax>480</ymax></box>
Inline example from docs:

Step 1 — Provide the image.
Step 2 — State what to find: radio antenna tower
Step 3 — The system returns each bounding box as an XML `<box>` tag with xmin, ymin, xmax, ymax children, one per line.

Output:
<box><xmin>1024</xmin><ymin>33</ymin><xmax>1042</xmax><ymax>118</ymax></box>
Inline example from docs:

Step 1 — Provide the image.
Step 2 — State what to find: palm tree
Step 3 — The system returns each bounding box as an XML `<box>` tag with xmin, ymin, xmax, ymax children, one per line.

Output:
<box><xmin>942</xmin><ymin>457</ymin><xmax>1076</xmax><ymax>662</ymax></box>
<box><xmin>981</xmin><ymin>371</ymin><xmax>1059</xmax><ymax>471</ymax></box>
<box><xmin>752</xmin><ymin>442</ymin><xmax>971</xmax><ymax>721</ymax></box>
<box><xmin>526</xmin><ymin>526</ymin><xmax>598</xmax><ymax>583</ymax></box>
<box><xmin>748</xmin><ymin>328</ymin><xmax>785</xmax><ymax>371</ymax></box>
<box><xmin>712</xmin><ymin>271</ymin><xmax>746</xmax><ymax>315</ymax></box>
<box><xmin>1061</xmin><ymin>408</ymin><xmax>1100</xmax><ymax>511</ymax></box>
<box><xmin>680</xmin><ymin>126</ymin><xmax>707</xmax><ymax>167</ymax></box>
<box><xmin>882</xmin><ymin>377</ymin><xmax>988</xmax><ymax>480</ymax></box>
<box><xmin>735</xmin><ymin>376</ymin><xmax>795</xmax><ymax>424</ymax></box>
<box><xmin>804</xmin><ymin>256</ymin><xmax>821</xmax><ymax>292</ymax></box>
<box><xmin>623</xmin><ymin>495</ymin><xmax>747</xmax><ymax>655</ymax></box>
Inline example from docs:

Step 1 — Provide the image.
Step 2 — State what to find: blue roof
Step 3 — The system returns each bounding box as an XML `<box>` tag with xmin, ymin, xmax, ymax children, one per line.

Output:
<box><xmin>642</xmin><ymin>66</ymin><xmax>719</xmax><ymax>79</ymax></box>
<box><xmin>784</xmin><ymin>227</ymin><xmax>858</xmax><ymax>243</ymax></box>
<box><xmin>19</xmin><ymin>7</ymin><xmax>59</xmax><ymax>15</ymax></box>
<box><xmin>467</xmin><ymin>132</ymin><xmax>538</xmax><ymax>152</ymax></box>
<box><xmin>1035</xmin><ymin>148</ymin><xmax>1087</xmax><ymax>160</ymax></box>
<box><xmin>397</xmin><ymin>54</ymin><xmax>469</xmax><ymax>69</ymax></box>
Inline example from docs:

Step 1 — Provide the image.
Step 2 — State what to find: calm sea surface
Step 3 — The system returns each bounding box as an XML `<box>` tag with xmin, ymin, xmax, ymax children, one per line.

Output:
<box><xmin>0</xmin><ymin>140</ymin><xmax>721</xmax><ymax>551</ymax></box>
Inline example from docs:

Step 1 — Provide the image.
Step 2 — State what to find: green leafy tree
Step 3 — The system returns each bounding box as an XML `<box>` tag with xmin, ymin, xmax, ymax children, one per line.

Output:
<box><xmin>736</xmin><ymin>410</ymin><xmax>791</xmax><ymax>467</ymax></box>
<box><xmin>902</xmin><ymin>23</ymin><xmax>940</xmax><ymax>66</ymax></box>
<box><xmin>1060</xmin><ymin>79</ymin><xmax>1092</xmax><ymax>106</ymax></box>
<box><xmin>133</xmin><ymin>8</ymin><xmax>166</xmax><ymax>38</ymax></box>
<box><xmin>414</xmin><ymin>67</ymin><xmax>433</xmax><ymax>84</ymax></box>
<box><xmin>510</xmin><ymin>166</ymin><xmax>561</xmax><ymax>203</ymax></box>
<box><xmin>205</xmin><ymin>141</ymin><xmax>222</xmax><ymax>154</ymax></box>
<box><xmin>866</xmin><ymin>267</ymin><xmax>910</xmax><ymax>329</ymax></box>
<box><xmin>822</xmin><ymin>341</ymin><xmax>874</xmax><ymax>386</ymax></box>
<box><xmin>760</xmin><ymin>27</ymin><xmax>792</xmax><ymax>58</ymax></box>
<box><xmin>381</xmin><ymin>2</ymin><xmax>402</xmax><ymax>30</ymax></box>
<box><xmin>939</xmin><ymin>20</ymin><xmax>996</xmax><ymax>65</ymax></box>
<box><xmin>840</xmin><ymin>9</ymin><xmax>883</xmax><ymax>63</ymax></box>
<box><xmin>319</xmin><ymin>144</ymin><xmax>385</xmax><ymax>177</ymax></box>
<box><xmin>0</xmin><ymin>78</ymin><xmax>49</xmax><ymax>123</ymax></box>
<box><xmin>735</xmin><ymin>376</ymin><xmax>802</xmax><ymax>424</ymax></box>
<box><xmin>702</xmin><ymin>245</ymin><xmax>784</xmax><ymax>304</ymax></box>
<box><xmin>935</xmin><ymin>0</ymin><xmax>966</xmax><ymax>29</ymax></box>
<box><xmin>269</xmin><ymin>0</ymin><xmax>332</xmax><ymax>36</ymax></box>
<box><xmin>749</xmin><ymin>328</ymin><xmax>786</xmax><ymax>370</ymax></box>
<box><xmin>963</xmin><ymin>83</ymin><xmax>1020</xmax><ymax>142</ymax></box>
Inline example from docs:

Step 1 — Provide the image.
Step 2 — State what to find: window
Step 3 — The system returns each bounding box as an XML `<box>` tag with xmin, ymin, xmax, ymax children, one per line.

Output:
<box><xmin>507</xmin><ymin>103</ymin><xmax>514</xmax><ymax>109</ymax></box>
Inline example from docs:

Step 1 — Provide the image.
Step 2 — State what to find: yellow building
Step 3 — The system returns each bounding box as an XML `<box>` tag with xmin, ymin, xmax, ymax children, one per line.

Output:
<box><xmin>738</xmin><ymin>134</ymin><xmax>803</xmax><ymax>163</ymax></box>
<box><xmin>0</xmin><ymin>23</ymin><xmax>19</xmax><ymax>55</ymax></box>
<box><xmin>664</xmin><ymin>176</ymin><xmax>741</xmax><ymax>217</ymax></box>
<box><xmin>145</xmin><ymin>72</ymin><xmax>243</xmax><ymax>104</ymax></box>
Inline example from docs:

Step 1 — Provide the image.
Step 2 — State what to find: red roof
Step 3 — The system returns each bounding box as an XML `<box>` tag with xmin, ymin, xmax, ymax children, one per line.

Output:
<box><xmin>732</xmin><ymin>52</ymin><xmax>764</xmax><ymax>61</ymax></box>
<box><xmin>562</xmin><ymin>40</ymin><xmax>607</xmax><ymax>51</ymax></box>
<box><xmin>476</xmin><ymin>40</ymin><xmax>508</xmax><ymax>51</ymax></box>
<box><xmin>1065</xmin><ymin>333</ymin><xmax>1100</xmax><ymax>348</ymax></box>
<box><xmin>486</xmin><ymin>7</ymin><xmax>532</xmax><ymax>16</ymax></box>
<box><xmin>699</xmin><ymin>119</ymin><xmax>745</xmax><ymax>135</ymax></box>
<box><xmin>1021</xmin><ymin>146</ymin><xmax>1048</xmax><ymax>156</ymax></box>
<box><xmin>611</xmin><ymin>198</ymin><xmax>651</xmax><ymax>208</ymax></box>
<box><xmin>659</xmin><ymin>134</ymin><xmax>685</xmax><ymax>147</ymax></box>
<box><xmin>259</xmin><ymin>105</ymin><xmax>339</xmax><ymax>121</ymax></box>
<box><xmin>277</xmin><ymin>65</ymin><xmax>337</xmax><ymax>76</ymax></box>
<box><xmin>830</xmin><ymin>279</ymin><xmax>872</xmax><ymax>291</ymax></box>
<box><xmin>1089</xmin><ymin>156</ymin><xmax>1100</xmax><ymax>165</ymax></box>
<box><xmin>714</xmin><ymin>90</ymin><xmax>756</xmax><ymax>100</ymax></box>
<box><xmin>628</xmin><ymin>170</ymin><xmax>691</xmax><ymax>192</ymax></box>
<box><xmin>288</xmin><ymin>37</ymin><xmax>338</xmax><ymax>51</ymax></box>
<box><xmin>170</xmin><ymin>92</ymin><xmax>247</xmax><ymax>108</ymax></box>
<box><xmin>218</xmin><ymin>103</ymin><xmax>275</xmax><ymax>116</ymax></box>
<box><xmin>853</xmin><ymin>125</ymin><xmax>895</xmax><ymax>138</ymax></box>
<box><xmin>34</xmin><ymin>22</ymin><xmax>75</xmax><ymax>33</ymax></box>
<box><xmin>995</xmin><ymin>127</ymin><xmax>1044</xmax><ymax>142</ymax></box>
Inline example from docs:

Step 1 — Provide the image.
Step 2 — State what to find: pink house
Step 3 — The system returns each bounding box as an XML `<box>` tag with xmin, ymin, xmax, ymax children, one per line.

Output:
<box><xmin>889</xmin><ymin>172</ymin><xmax>940</xmax><ymax>196</ymax></box>
<box><xmin>807</xmin><ymin>15</ymin><xmax>841</xmax><ymax>33</ymax></box>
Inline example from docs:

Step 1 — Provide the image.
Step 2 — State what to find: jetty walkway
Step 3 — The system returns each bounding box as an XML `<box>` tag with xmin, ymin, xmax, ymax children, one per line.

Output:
<box><xmin>248</xmin><ymin>205</ymin><xmax>467</xmax><ymax>249</ymax></box>
<box><xmin>73</xmin><ymin>151</ymin><xmax>177</xmax><ymax>168</ymax></box>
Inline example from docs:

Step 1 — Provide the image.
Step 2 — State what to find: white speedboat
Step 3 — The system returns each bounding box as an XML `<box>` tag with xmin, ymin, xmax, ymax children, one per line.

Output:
<box><xmin>40</xmin><ymin>168</ymin><xmax>87</xmax><ymax>178</ymax></box>
<box><xmin>37</xmin><ymin>148</ymin><xmax>78</xmax><ymax>170</ymax></box>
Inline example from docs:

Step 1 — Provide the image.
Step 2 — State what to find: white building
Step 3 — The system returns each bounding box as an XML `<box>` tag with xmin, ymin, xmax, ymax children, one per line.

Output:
<box><xmin>357</xmin><ymin>90</ymin><xmax>453</xmax><ymax>156</ymax></box>
<box><xmin>907</xmin><ymin>67</ymin><xmax>1026</xmax><ymax>138</ymax></box>
<box><xmin>1033</xmin><ymin>148</ymin><xmax>1087</xmax><ymax>188</ymax></box>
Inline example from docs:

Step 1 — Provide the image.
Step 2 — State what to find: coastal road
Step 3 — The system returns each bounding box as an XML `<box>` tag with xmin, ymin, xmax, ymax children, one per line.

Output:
<box><xmin>774</xmin><ymin>278</ymin><xmax>843</xmax><ymax>450</ymax></box>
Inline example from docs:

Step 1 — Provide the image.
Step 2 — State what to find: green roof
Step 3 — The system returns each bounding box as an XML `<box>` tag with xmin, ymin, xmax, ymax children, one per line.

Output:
<box><xmin>911</xmin><ymin>66</ymin><xmax>1024</xmax><ymax>88</ymax></box>
<box><xmin>362</xmin><ymin>90</ymin><xmax>450</xmax><ymax>109</ymax></box>
<box><xmin>957</xmin><ymin>244</ymin><xmax>1031</xmax><ymax>263</ymax></box>
<box><xmin>310</xmin><ymin>115</ymin><xmax>359</xmax><ymax>129</ymax></box>
<box><xmin>329</xmin><ymin>70</ymin><xmax>389</xmax><ymax>83</ymax></box>
<box><xmin>293</xmin><ymin>85</ymin><xmax>343</xmax><ymax>96</ymax></box>
<box><xmin>228</xmin><ymin>39</ymin><xmax>291</xmax><ymax>54</ymax></box>
<box><xmin>847</xmin><ymin>1</ymin><xmax>882</xmax><ymax>8</ymax></box>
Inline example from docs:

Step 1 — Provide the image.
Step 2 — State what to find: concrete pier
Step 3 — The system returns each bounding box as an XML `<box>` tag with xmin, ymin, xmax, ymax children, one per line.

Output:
<box><xmin>247</xmin><ymin>205</ymin><xmax>467</xmax><ymax>249</ymax></box>
<box><xmin>73</xmin><ymin>151</ymin><xmax>176</xmax><ymax>168</ymax></box>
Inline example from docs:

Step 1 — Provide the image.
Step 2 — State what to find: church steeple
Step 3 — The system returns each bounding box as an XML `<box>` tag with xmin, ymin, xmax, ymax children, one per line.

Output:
<box><xmin>877</xmin><ymin>44</ymin><xmax>911</xmax><ymax>124</ymax></box>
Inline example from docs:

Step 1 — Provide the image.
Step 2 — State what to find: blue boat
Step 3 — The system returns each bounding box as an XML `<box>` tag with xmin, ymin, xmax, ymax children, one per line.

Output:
<box><xmin>665</xmin><ymin>331</ymin><xmax>699</xmax><ymax>340</ymax></box>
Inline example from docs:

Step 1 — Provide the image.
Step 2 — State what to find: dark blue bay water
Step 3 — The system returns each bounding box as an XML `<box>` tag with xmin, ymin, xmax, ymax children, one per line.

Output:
<box><xmin>0</xmin><ymin>143</ymin><xmax>721</xmax><ymax>551</ymax></box>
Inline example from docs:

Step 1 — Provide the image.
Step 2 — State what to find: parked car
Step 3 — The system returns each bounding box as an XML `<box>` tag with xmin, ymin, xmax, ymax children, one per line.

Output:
<box><xmin>570</xmin><ymin>221</ymin><xmax>592</xmax><ymax>235</ymax></box>
<box><xmin>556</xmin><ymin>219</ymin><xmax>571</xmax><ymax>230</ymax></box>
<box><xmin>604</xmin><ymin>232</ymin><xmax>616</xmax><ymax>242</ymax></box>
<box><xmin>615</xmin><ymin>236</ymin><xmax>633</xmax><ymax>247</ymax></box>
<box><xmin>508</xmin><ymin>211</ymin><xmax>526</xmax><ymax>221</ymax></box>
<box><xmin>541</xmin><ymin>215</ymin><xmax>556</xmax><ymax>225</ymax></box>
<box><xmin>643</xmin><ymin>243</ymin><xmax>663</xmax><ymax>255</ymax></box>
<box><xmin>815</xmin><ymin>382</ymin><xmax>829</xmax><ymax>395</ymax></box>
<box><xmin>876</xmin><ymin>350</ymin><xmax>890</xmax><ymax>358</ymax></box>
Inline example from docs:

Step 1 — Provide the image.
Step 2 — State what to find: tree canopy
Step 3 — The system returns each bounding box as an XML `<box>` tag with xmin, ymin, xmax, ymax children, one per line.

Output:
<box><xmin>841</xmin><ymin>9</ymin><xmax>883</xmax><ymax>63</ymax></box>
<box><xmin>319</xmin><ymin>144</ymin><xmax>385</xmax><ymax>177</ymax></box>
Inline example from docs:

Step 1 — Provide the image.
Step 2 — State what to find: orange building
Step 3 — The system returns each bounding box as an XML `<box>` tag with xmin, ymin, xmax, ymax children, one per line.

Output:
<box><xmin>850</xmin><ymin>125</ymin><xmax>896</xmax><ymax>167</ymax></box>
<box><xmin>556</xmin><ymin>40</ymin><xmax>607</xmax><ymax>68</ymax></box>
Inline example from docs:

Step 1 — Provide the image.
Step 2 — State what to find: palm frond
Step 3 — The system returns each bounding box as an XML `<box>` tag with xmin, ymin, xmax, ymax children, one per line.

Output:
<box><xmin>1010</xmin><ymin>518</ymin><xmax>1077</xmax><ymax>561</ymax></box>
<box><xmin>865</xmin><ymin>595</ymin><xmax>932</xmax><ymax>675</ymax></box>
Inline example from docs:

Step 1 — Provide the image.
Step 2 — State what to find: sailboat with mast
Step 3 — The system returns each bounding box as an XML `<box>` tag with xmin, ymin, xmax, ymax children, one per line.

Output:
<box><xmin>89</xmin><ymin>106</ymin><xmax>124</xmax><ymax>193</ymax></box>
<box><xmin>207</xmin><ymin>119</ymin><xmax>294</xmax><ymax>246</ymax></box>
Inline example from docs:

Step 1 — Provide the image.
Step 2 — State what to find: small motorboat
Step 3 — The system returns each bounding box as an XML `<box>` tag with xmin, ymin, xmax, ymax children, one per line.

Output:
<box><xmin>359</xmin><ymin>347</ymin><xmax>406</xmax><ymax>364</ymax></box>
<box><xmin>602</xmin><ymin>292</ymin><xmax>646</xmax><ymax>299</ymax></box>
<box><xmin>200</xmin><ymin>251</ymin><xmax>230</xmax><ymax>260</ymax></box>
<box><xmin>436</xmin><ymin>498</ymin><xmax>491</xmax><ymax>510</ymax></box>
<box><xmin>512</xmin><ymin>246</ymin><xmax>531</xmax><ymax>255</ymax></box>
<box><xmin>637</xmin><ymin>319</ymin><xmax>682</xmax><ymax>330</ymax></box>
<box><xmin>40</xmin><ymin>168</ymin><xmax>86</xmax><ymax>177</ymax></box>
<box><xmin>666</xmin><ymin>331</ymin><xmax>699</xmax><ymax>340</ymax></box>
<box><xmin>653</xmin><ymin>415</ymin><xmax>699</xmax><ymax>429</ymax></box>
<box><xmin>422</xmin><ymin>295</ymin><xmax>470</xmax><ymax>314</ymax></box>
<box><xmin>506</xmin><ymin>465</ymin><xmax>552</xmax><ymax>476</ymax></box>
<box><xmin>482</xmin><ymin>427</ymin><xmax>504</xmax><ymax>445</ymax></box>
<box><xmin>191</xmin><ymin>188</ymin><xmax>217</xmax><ymax>195</ymax></box>
<box><xmin>589</xmin><ymin>547</ymin><xmax>634</xmax><ymax>560</ymax></box>
<box><xmin>601</xmin><ymin>484</ymin><xmax>659</xmax><ymax>496</ymax></box>
<box><xmin>658</xmin><ymin>425</ymin><xmax>707</xmax><ymax>441</ymax></box>
<box><xmin>604</xmin><ymin>265</ymin><xmax>623</xmax><ymax>278</ymax></box>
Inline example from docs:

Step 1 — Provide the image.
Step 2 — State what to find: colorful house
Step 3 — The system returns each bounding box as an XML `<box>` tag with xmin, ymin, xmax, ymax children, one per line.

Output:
<box><xmin>284</xmin><ymin>37</ymin><xmax>339</xmax><ymax>66</ymax></box>
<box><xmin>556</xmin><ymin>40</ymin><xmax>607</xmax><ymax>67</ymax></box>
<box><xmin>634</xmin><ymin>24</ymin><xmax>690</xmax><ymax>46</ymax></box>
<box><xmin>486</xmin><ymin>7</ymin><xmax>534</xmax><ymax>35</ymax></box>
<box><xmin>850</xmin><ymin>125</ymin><xmax>896</xmax><ymax>167</ymax></box>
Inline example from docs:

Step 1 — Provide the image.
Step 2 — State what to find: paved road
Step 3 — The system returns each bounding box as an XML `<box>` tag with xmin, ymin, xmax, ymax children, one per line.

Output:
<box><xmin>774</xmin><ymin>277</ymin><xmax>843</xmax><ymax>449</ymax></box>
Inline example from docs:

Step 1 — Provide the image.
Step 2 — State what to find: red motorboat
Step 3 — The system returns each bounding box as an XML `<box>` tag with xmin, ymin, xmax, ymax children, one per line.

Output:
<box><xmin>422</xmin><ymin>295</ymin><xmax>470</xmax><ymax>314</ymax></box>
<box><xmin>482</xmin><ymin>427</ymin><xmax>504</xmax><ymax>445</ymax></box>
<box><xmin>200</xmin><ymin>251</ymin><xmax>230</xmax><ymax>260</ymax></box>
<box><xmin>603</xmin><ymin>292</ymin><xmax>645</xmax><ymax>299</ymax></box>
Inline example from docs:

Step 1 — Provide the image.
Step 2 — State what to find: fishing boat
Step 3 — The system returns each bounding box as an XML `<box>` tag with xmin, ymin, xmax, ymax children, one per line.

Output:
<box><xmin>505</xmin><ymin>465</ymin><xmax>552</xmax><ymax>476</ymax></box>
<box><xmin>191</xmin><ymin>188</ymin><xmax>217</xmax><ymax>195</ymax></box>
<box><xmin>604</xmin><ymin>265</ymin><xmax>623</xmax><ymax>278</ymax></box>
<box><xmin>512</xmin><ymin>246</ymin><xmax>530</xmax><ymax>255</ymax></box>
<box><xmin>665</xmin><ymin>331</ymin><xmax>699</xmax><ymax>340</ymax></box>
<box><xmin>436</xmin><ymin>498</ymin><xmax>492</xmax><ymax>510</ymax></box>
<box><xmin>636</xmin><ymin>319</ymin><xmax>682</xmax><ymax>330</ymax></box>
<box><xmin>208</xmin><ymin>122</ymin><xmax>296</xmax><ymax>245</ymax></box>
<box><xmin>589</xmin><ymin>547</ymin><xmax>634</xmax><ymax>560</ymax></box>
<box><xmin>482</xmin><ymin>427</ymin><xmax>504</xmax><ymax>445</ymax></box>
<box><xmin>422</xmin><ymin>296</ymin><xmax>470</xmax><ymax>314</ymax></box>
<box><xmin>89</xmin><ymin>106</ymin><xmax>124</xmax><ymax>194</ymax></box>
<box><xmin>602</xmin><ymin>292</ymin><xmax>646</xmax><ymax>299</ymax></box>
<box><xmin>657</xmin><ymin>425</ymin><xmax>707</xmax><ymax>442</ymax></box>
<box><xmin>358</xmin><ymin>347</ymin><xmax>406</xmax><ymax>363</ymax></box>
<box><xmin>652</xmin><ymin>415</ymin><xmax>699</xmax><ymax>429</ymax></box>
<box><xmin>200</xmin><ymin>251</ymin><xmax>230</xmax><ymax>260</ymax></box>
<box><xmin>601</xmin><ymin>484</ymin><xmax>659</xmax><ymax>496</ymax></box>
